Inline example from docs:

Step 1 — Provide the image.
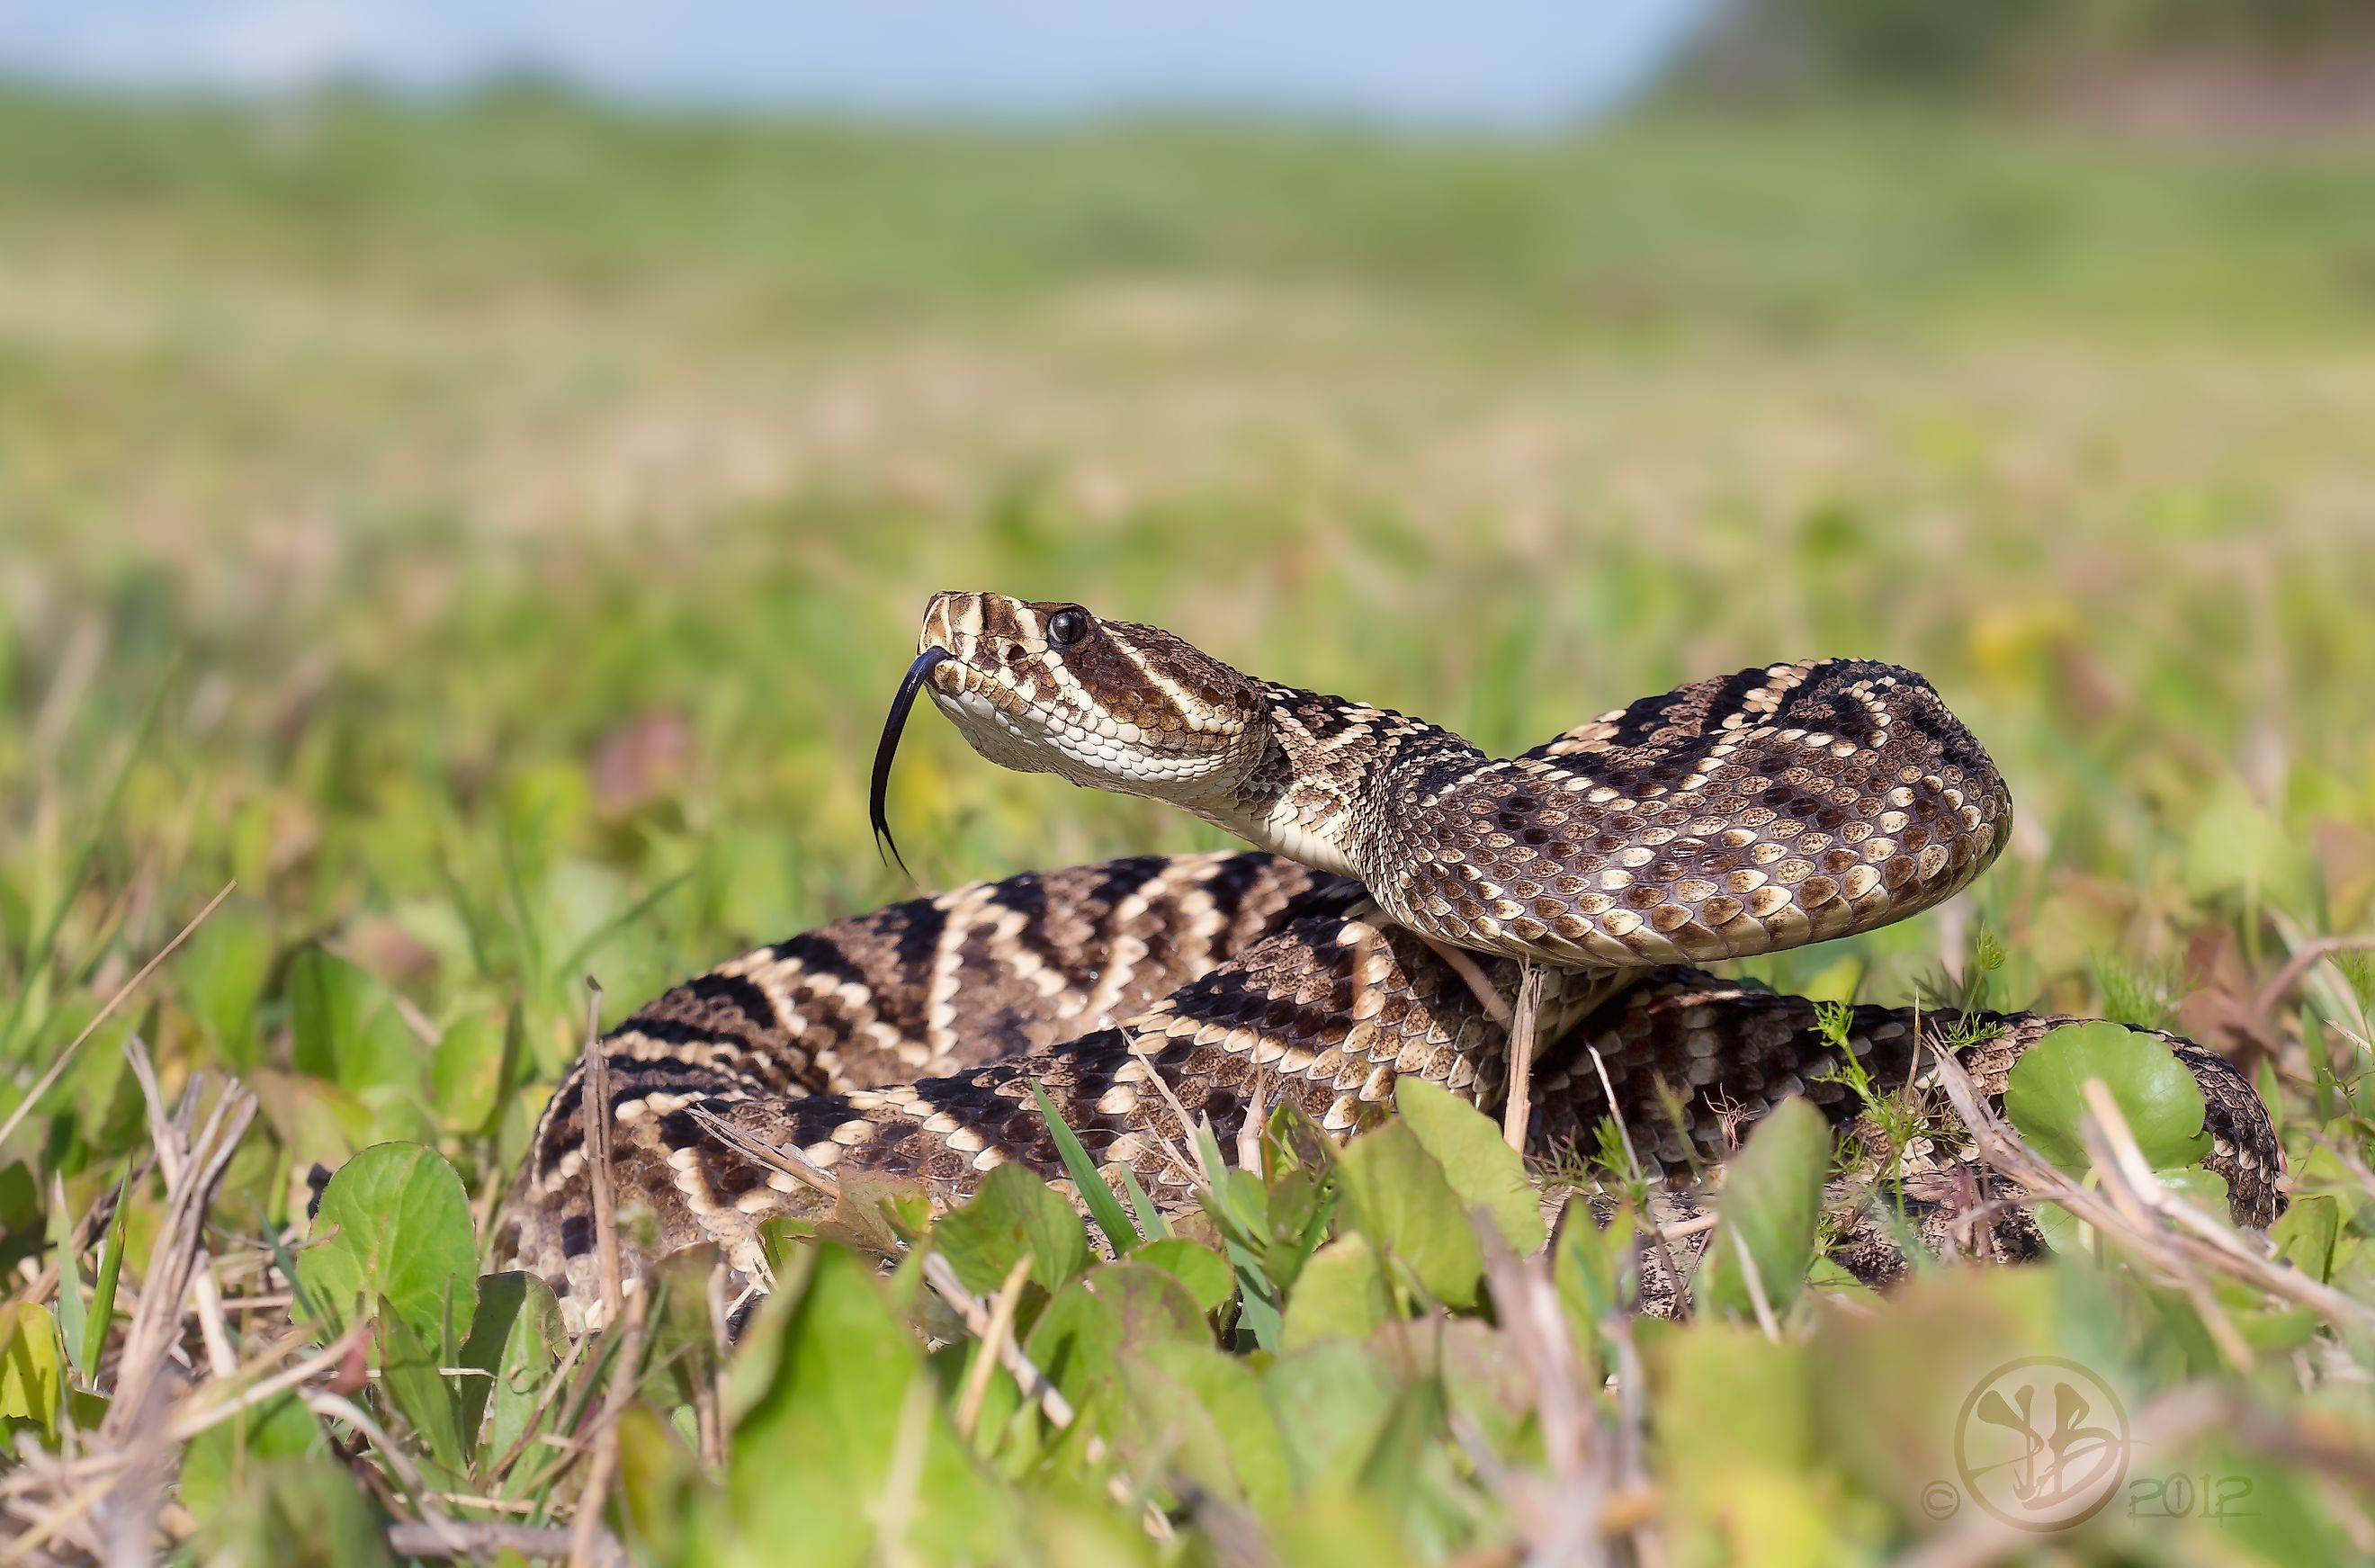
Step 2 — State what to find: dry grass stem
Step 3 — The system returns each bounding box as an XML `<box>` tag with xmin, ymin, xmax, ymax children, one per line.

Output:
<box><xmin>0</xmin><ymin>881</ymin><xmax>236</xmax><ymax>1152</ymax></box>
<box><xmin>1926</xmin><ymin>1043</ymin><xmax>2375</xmax><ymax>1329</ymax></box>
<box><xmin>1587</xmin><ymin>1045</ymin><xmax>1645</xmax><ymax>1187</ymax></box>
<box><xmin>1501</xmin><ymin>961</ymin><xmax>1546</xmax><ymax>1155</ymax></box>
<box><xmin>2253</xmin><ymin>935</ymin><xmax>2375</xmax><ymax>1039</ymax></box>
<box><xmin>579</xmin><ymin>978</ymin><xmax>625</xmax><ymax>1331</ymax></box>
<box><xmin>389</xmin><ymin>1521</ymin><xmax>625</xmax><ymax>1566</ymax></box>
<box><xmin>1134</xmin><ymin>1056</ymin><xmax>1214</xmax><ymax>1187</ymax></box>
<box><xmin>920</xmin><ymin>1250</ymin><xmax>1172</xmax><ymax>1538</ymax></box>
<box><xmin>569</xmin><ymin>1284</ymin><xmax>649</xmax><ymax>1568</ymax></box>
<box><xmin>686</xmin><ymin>1106</ymin><xmax>844</xmax><ymax>1202</ymax></box>
<box><xmin>1727</xmin><ymin>1226</ymin><xmax>1783</xmax><ymax>1346</ymax></box>
<box><xmin>1413</xmin><ymin>931</ymin><xmax>1511</xmax><ymax>1025</ymax></box>
<box><xmin>954</xmin><ymin>1255</ymin><xmax>1034</xmax><ymax>1441</ymax></box>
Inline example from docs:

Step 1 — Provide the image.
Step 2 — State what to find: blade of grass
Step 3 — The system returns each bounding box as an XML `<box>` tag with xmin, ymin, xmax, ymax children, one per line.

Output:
<box><xmin>0</xmin><ymin>675</ymin><xmax>169</xmax><ymax>1062</ymax></box>
<box><xmin>48</xmin><ymin>1175</ymin><xmax>88</xmax><ymax>1378</ymax></box>
<box><xmin>0</xmin><ymin>880</ymin><xmax>237</xmax><ymax>1152</ymax></box>
<box><xmin>1117</xmin><ymin>1166</ymin><xmax>1170</xmax><ymax>1242</ymax></box>
<box><xmin>551</xmin><ymin>868</ymin><xmax>694</xmax><ymax>983</ymax></box>
<box><xmin>1026</xmin><ymin>1079</ymin><xmax>1141</xmax><ymax>1255</ymax></box>
<box><xmin>83</xmin><ymin>1168</ymin><xmax>130</xmax><ymax>1378</ymax></box>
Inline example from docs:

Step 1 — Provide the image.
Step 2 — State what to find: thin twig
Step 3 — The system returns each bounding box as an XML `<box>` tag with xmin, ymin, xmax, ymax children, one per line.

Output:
<box><xmin>919</xmin><ymin>1251</ymin><xmax>1170</xmax><ymax>1541</ymax></box>
<box><xmin>2077</xmin><ymin>1080</ymin><xmax>2256</xmax><ymax>1372</ymax></box>
<box><xmin>304</xmin><ymin>1391</ymin><xmax>474</xmax><ymax>1555</ymax></box>
<box><xmin>1413</xmin><ymin>932</ymin><xmax>1511</xmax><ymax>1024</ymax></box>
<box><xmin>1588</xmin><ymin>1045</ymin><xmax>1645</xmax><ymax>1185</ymax></box>
<box><xmin>1134</xmin><ymin>1053</ymin><xmax>1214</xmax><ymax>1187</ymax></box>
<box><xmin>921</xmin><ymin>1253</ymin><xmax>1076</xmax><ymax>1429</ymax></box>
<box><xmin>580</xmin><ymin>978</ymin><xmax>624</xmax><ymax>1331</ymax></box>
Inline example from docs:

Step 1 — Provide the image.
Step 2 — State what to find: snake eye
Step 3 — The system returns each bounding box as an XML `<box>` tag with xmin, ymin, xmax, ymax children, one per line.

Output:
<box><xmin>1046</xmin><ymin>607</ymin><xmax>1092</xmax><ymax>648</ymax></box>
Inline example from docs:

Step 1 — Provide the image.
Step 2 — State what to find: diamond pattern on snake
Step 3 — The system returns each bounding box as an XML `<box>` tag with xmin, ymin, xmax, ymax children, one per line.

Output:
<box><xmin>498</xmin><ymin>592</ymin><xmax>2281</xmax><ymax>1328</ymax></box>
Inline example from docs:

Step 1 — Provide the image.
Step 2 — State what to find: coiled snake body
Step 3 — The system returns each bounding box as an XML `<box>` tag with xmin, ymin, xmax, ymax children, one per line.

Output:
<box><xmin>500</xmin><ymin>595</ymin><xmax>2282</xmax><ymax>1323</ymax></box>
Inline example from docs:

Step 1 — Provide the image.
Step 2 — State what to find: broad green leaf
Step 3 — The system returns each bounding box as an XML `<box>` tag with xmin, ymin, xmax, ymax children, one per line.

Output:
<box><xmin>376</xmin><ymin>1296</ymin><xmax>469</xmax><ymax>1480</ymax></box>
<box><xmin>1283</xmin><ymin>1236</ymin><xmax>1393</xmax><ymax>1348</ymax></box>
<box><xmin>1132</xmin><ymin>1237</ymin><xmax>1234</xmax><ymax>1314</ymax></box>
<box><xmin>2004</xmin><ymin>1021</ymin><xmax>2211</xmax><ymax>1178</ymax></box>
<box><xmin>1699</xmin><ymin>1098</ymin><xmax>1827</xmax><ymax>1321</ymax></box>
<box><xmin>180</xmin><ymin>1392</ymin><xmax>321</xmax><ymax>1517</ymax></box>
<box><xmin>2184</xmin><ymin>778</ymin><xmax>2304</xmax><ymax>908</ymax></box>
<box><xmin>1430</xmin><ymin>1318</ymin><xmax>1534</xmax><ymax>1454</ymax></box>
<box><xmin>1351</xmin><ymin>1376</ymin><xmax>1468</xmax><ymax>1556</ymax></box>
<box><xmin>1656</xmin><ymin>1322</ymin><xmax>1815</xmax><ymax>1478</ymax></box>
<box><xmin>1108</xmin><ymin>1345</ymin><xmax>1244</xmax><ymax>1502</ymax></box>
<box><xmin>930</xmin><ymin>1163</ymin><xmax>1089</xmax><ymax>1295</ymax></box>
<box><xmin>1394</xmin><ymin>1078</ymin><xmax>1546</xmax><ymax>1255</ymax></box>
<box><xmin>194</xmin><ymin>1456</ymin><xmax>394</xmax><ymax>1568</ymax></box>
<box><xmin>289</xmin><ymin>946</ymin><xmax>366</xmax><ymax>1082</ymax></box>
<box><xmin>821</xmin><ymin>1169</ymin><xmax>931</xmax><ymax>1259</ymax></box>
<box><xmin>1265</xmin><ymin>1340</ymin><xmax>1403</xmax><ymax>1497</ymax></box>
<box><xmin>429</xmin><ymin>1009</ymin><xmax>506</xmax><ymax>1133</ymax></box>
<box><xmin>730</xmin><ymin>1243</ymin><xmax>1016</xmax><ymax>1564</ymax></box>
<box><xmin>615</xmin><ymin>1402</ymin><xmax>700</xmax><ymax>1561</ymax></box>
<box><xmin>1337</xmin><ymin>1121</ymin><xmax>1482</xmax><ymax>1309</ymax></box>
<box><xmin>1132</xmin><ymin>1340</ymin><xmax>1293</xmax><ymax>1511</ymax></box>
<box><xmin>1555</xmin><ymin>1200</ymin><xmax>1636</xmax><ymax>1342</ymax></box>
<box><xmin>296</xmin><ymin>1142</ymin><xmax>477</xmax><ymax>1343</ymax></box>
<box><xmin>47</xmin><ymin>1177</ymin><xmax>85</xmax><ymax>1380</ymax></box>
<box><xmin>2272</xmin><ymin>1194</ymin><xmax>2340</xmax><ymax>1283</ymax></box>
<box><xmin>180</xmin><ymin>902</ymin><xmax>273</xmax><ymax>1071</ymax></box>
<box><xmin>1262</xmin><ymin>1491</ymin><xmax>1422</xmax><ymax>1568</ymax></box>
<box><xmin>0</xmin><ymin>1302</ymin><xmax>63</xmax><ymax>1440</ymax></box>
<box><xmin>2160</xmin><ymin>1165</ymin><xmax>2231</xmax><ymax>1219</ymax></box>
<box><xmin>290</xmin><ymin>948</ymin><xmax>420</xmax><ymax>1093</ymax></box>
<box><xmin>453</xmin><ymin>1270</ymin><xmax>563</xmax><ymax>1478</ymax></box>
<box><xmin>1024</xmin><ymin>1262</ymin><xmax>1208</xmax><ymax>1412</ymax></box>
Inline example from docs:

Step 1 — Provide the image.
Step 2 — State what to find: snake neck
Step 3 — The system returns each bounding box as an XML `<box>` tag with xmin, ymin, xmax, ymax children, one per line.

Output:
<box><xmin>1215</xmin><ymin>685</ymin><xmax>1486</xmax><ymax>892</ymax></box>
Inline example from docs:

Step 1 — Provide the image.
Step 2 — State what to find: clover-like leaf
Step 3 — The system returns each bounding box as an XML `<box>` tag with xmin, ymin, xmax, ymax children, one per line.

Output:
<box><xmin>1394</xmin><ymin>1078</ymin><xmax>1546</xmax><ymax>1255</ymax></box>
<box><xmin>2003</xmin><ymin>1021</ymin><xmax>2210</xmax><ymax>1179</ymax></box>
<box><xmin>931</xmin><ymin>1162</ymin><xmax>1090</xmax><ymax>1296</ymax></box>
<box><xmin>1338</xmin><ymin>1121</ymin><xmax>1482</xmax><ymax>1309</ymax></box>
<box><xmin>296</xmin><ymin>1142</ymin><xmax>477</xmax><ymax>1343</ymax></box>
<box><xmin>1132</xmin><ymin>1238</ymin><xmax>1235</xmax><ymax>1314</ymax></box>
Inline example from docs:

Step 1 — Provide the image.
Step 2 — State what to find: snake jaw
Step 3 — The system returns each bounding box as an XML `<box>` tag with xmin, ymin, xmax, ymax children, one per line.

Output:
<box><xmin>870</xmin><ymin>647</ymin><xmax>954</xmax><ymax>877</ymax></box>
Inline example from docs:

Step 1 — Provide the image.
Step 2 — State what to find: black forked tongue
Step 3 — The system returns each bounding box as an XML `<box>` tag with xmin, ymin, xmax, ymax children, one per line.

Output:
<box><xmin>870</xmin><ymin>647</ymin><xmax>953</xmax><ymax>878</ymax></box>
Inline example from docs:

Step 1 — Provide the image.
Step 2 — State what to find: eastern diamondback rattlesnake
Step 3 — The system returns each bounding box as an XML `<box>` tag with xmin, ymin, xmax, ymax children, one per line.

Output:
<box><xmin>499</xmin><ymin>594</ymin><xmax>2282</xmax><ymax>1324</ymax></box>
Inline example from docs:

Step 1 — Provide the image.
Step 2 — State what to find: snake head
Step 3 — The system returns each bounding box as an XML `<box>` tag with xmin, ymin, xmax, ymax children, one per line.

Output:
<box><xmin>875</xmin><ymin>593</ymin><xmax>1272</xmax><ymax>851</ymax></box>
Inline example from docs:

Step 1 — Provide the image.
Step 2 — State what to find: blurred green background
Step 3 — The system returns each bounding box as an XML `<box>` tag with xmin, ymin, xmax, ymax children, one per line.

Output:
<box><xmin>4</xmin><ymin>4</ymin><xmax>2375</xmax><ymax>1215</ymax></box>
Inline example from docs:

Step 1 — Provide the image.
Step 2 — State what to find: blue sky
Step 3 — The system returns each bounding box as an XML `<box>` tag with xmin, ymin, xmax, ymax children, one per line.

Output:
<box><xmin>0</xmin><ymin>1</ymin><xmax>1712</xmax><ymax>127</ymax></box>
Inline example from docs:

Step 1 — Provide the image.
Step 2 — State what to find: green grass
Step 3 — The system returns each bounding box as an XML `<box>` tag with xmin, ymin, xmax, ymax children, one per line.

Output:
<box><xmin>3</xmin><ymin>85</ymin><xmax>2374</xmax><ymax>1564</ymax></box>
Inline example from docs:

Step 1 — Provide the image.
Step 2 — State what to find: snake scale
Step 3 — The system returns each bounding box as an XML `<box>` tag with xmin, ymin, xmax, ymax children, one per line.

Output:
<box><xmin>499</xmin><ymin>594</ymin><xmax>2283</xmax><ymax>1324</ymax></box>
